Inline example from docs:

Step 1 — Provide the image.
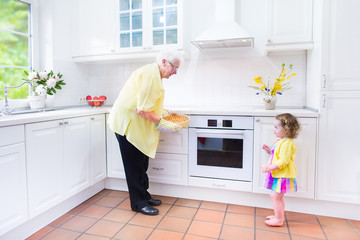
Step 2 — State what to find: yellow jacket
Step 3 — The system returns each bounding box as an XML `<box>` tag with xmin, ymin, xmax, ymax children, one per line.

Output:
<box><xmin>108</xmin><ymin>63</ymin><xmax>164</xmax><ymax>158</ymax></box>
<box><xmin>271</xmin><ymin>138</ymin><xmax>297</xmax><ymax>178</ymax></box>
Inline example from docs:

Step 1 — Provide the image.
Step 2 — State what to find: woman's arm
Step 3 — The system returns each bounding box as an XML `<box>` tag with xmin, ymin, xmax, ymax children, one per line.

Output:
<box><xmin>137</xmin><ymin>109</ymin><xmax>161</xmax><ymax>125</ymax></box>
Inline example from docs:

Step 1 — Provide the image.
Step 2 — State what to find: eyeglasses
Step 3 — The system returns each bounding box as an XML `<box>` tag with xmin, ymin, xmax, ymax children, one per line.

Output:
<box><xmin>167</xmin><ymin>61</ymin><xmax>178</xmax><ymax>72</ymax></box>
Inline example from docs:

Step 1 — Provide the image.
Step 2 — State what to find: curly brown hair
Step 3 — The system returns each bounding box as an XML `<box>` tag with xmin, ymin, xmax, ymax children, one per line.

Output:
<box><xmin>275</xmin><ymin>113</ymin><xmax>301</xmax><ymax>139</ymax></box>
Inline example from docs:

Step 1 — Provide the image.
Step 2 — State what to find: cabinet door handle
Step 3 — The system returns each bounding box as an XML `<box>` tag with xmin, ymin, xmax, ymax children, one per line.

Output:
<box><xmin>91</xmin><ymin>117</ymin><xmax>95</xmax><ymax>120</ymax></box>
<box><xmin>322</xmin><ymin>94</ymin><xmax>326</xmax><ymax>108</ymax></box>
<box><xmin>152</xmin><ymin>167</ymin><xmax>164</xmax><ymax>171</ymax></box>
<box><xmin>322</xmin><ymin>74</ymin><xmax>327</xmax><ymax>88</ymax></box>
<box><xmin>59</xmin><ymin>121</ymin><xmax>64</xmax><ymax>126</ymax></box>
<box><xmin>64</xmin><ymin>121</ymin><xmax>69</xmax><ymax>125</ymax></box>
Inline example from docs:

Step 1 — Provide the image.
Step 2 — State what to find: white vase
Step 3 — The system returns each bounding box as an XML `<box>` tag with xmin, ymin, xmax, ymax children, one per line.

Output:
<box><xmin>46</xmin><ymin>94</ymin><xmax>55</xmax><ymax>108</ymax></box>
<box><xmin>28</xmin><ymin>95</ymin><xmax>46</xmax><ymax>110</ymax></box>
<box><xmin>263</xmin><ymin>96</ymin><xmax>276</xmax><ymax>110</ymax></box>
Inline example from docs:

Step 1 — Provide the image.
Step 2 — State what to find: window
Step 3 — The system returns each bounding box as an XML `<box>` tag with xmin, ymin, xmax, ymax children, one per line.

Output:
<box><xmin>0</xmin><ymin>0</ymin><xmax>32</xmax><ymax>100</ymax></box>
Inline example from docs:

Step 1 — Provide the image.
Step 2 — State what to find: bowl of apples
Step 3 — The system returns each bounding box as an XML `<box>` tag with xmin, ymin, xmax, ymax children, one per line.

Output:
<box><xmin>86</xmin><ymin>95</ymin><xmax>107</xmax><ymax>107</ymax></box>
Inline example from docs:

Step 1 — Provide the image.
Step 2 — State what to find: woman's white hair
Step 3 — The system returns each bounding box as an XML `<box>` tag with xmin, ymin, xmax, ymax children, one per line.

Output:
<box><xmin>156</xmin><ymin>48</ymin><xmax>184</xmax><ymax>65</ymax></box>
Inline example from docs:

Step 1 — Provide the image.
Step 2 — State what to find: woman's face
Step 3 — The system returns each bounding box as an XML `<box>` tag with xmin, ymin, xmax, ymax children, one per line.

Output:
<box><xmin>160</xmin><ymin>59</ymin><xmax>180</xmax><ymax>79</ymax></box>
<box><xmin>273</xmin><ymin>119</ymin><xmax>286</xmax><ymax>138</ymax></box>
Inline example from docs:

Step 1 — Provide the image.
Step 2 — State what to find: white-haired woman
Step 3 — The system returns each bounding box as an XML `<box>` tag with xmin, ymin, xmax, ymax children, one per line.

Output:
<box><xmin>108</xmin><ymin>48</ymin><xmax>184</xmax><ymax>215</ymax></box>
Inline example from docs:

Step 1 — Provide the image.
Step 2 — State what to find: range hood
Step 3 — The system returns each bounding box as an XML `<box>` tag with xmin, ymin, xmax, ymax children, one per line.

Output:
<box><xmin>191</xmin><ymin>0</ymin><xmax>254</xmax><ymax>50</ymax></box>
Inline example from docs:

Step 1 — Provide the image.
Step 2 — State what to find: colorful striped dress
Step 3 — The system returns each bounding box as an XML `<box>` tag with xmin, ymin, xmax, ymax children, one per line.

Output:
<box><xmin>264</xmin><ymin>140</ymin><xmax>298</xmax><ymax>193</ymax></box>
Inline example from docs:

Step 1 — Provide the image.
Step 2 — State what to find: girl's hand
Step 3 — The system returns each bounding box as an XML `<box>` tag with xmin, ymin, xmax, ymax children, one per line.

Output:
<box><xmin>261</xmin><ymin>164</ymin><xmax>271</xmax><ymax>173</ymax></box>
<box><xmin>262</xmin><ymin>144</ymin><xmax>271</xmax><ymax>154</ymax></box>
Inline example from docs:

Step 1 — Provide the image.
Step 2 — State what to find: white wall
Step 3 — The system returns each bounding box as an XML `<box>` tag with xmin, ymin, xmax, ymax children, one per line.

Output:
<box><xmin>37</xmin><ymin>0</ymin><xmax>308</xmax><ymax>109</ymax></box>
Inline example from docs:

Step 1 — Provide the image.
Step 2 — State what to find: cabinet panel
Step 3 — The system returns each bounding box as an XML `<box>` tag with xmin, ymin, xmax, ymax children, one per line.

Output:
<box><xmin>253</xmin><ymin>117</ymin><xmax>316</xmax><ymax>199</ymax></box>
<box><xmin>26</xmin><ymin>120</ymin><xmax>64</xmax><ymax>218</ymax></box>
<box><xmin>90</xmin><ymin>115</ymin><xmax>107</xmax><ymax>184</ymax></box>
<box><xmin>149</xmin><ymin>153</ymin><xmax>188</xmax><ymax>185</ymax></box>
<box><xmin>0</xmin><ymin>143</ymin><xmax>28</xmax><ymax>235</ymax></box>
<box><xmin>63</xmin><ymin>117</ymin><xmax>91</xmax><ymax>198</ymax></box>
<box><xmin>321</xmin><ymin>0</ymin><xmax>360</xmax><ymax>90</ymax></box>
<box><xmin>157</xmin><ymin>130</ymin><xmax>188</xmax><ymax>154</ymax></box>
<box><xmin>317</xmin><ymin>92</ymin><xmax>360</xmax><ymax>203</ymax></box>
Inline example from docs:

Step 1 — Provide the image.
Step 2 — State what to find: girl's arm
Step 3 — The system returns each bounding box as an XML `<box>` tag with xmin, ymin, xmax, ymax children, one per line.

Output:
<box><xmin>261</xmin><ymin>163</ymin><xmax>279</xmax><ymax>173</ymax></box>
<box><xmin>262</xmin><ymin>144</ymin><xmax>271</xmax><ymax>154</ymax></box>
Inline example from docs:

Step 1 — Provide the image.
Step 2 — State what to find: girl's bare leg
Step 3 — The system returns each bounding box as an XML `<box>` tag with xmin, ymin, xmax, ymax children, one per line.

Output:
<box><xmin>265</xmin><ymin>191</ymin><xmax>285</xmax><ymax>226</ymax></box>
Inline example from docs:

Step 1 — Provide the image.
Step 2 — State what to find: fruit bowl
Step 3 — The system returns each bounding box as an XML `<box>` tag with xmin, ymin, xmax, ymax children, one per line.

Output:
<box><xmin>87</xmin><ymin>99</ymin><xmax>106</xmax><ymax>107</ymax></box>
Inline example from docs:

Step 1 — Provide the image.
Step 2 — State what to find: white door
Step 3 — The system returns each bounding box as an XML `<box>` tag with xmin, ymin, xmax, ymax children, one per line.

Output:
<box><xmin>317</xmin><ymin>91</ymin><xmax>360</xmax><ymax>203</ymax></box>
<box><xmin>253</xmin><ymin>117</ymin><xmax>316</xmax><ymax>199</ymax></box>
<box><xmin>26</xmin><ymin>120</ymin><xmax>64</xmax><ymax>218</ymax></box>
<box><xmin>63</xmin><ymin>117</ymin><xmax>91</xmax><ymax>198</ymax></box>
<box><xmin>90</xmin><ymin>114</ymin><xmax>107</xmax><ymax>184</ymax></box>
<box><xmin>0</xmin><ymin>143</ymin><xmax>28</xmax><ymax>235</ymax></box>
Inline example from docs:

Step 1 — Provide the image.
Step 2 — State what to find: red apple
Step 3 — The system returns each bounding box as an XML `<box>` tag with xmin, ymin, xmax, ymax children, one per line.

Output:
<box><xmin>93</xmin><ymin>96</ymin><xmax>100</xmax><ymax>107</ymax></box>
<box><xmin>99</xmin><ymin>95</ymin><xmax>106</xmax><ymax>106</ymax></box>
<box><xmin>86</xmin><ymin>95</ymin><xmax>92</xmax><ymax>100</ymax></box>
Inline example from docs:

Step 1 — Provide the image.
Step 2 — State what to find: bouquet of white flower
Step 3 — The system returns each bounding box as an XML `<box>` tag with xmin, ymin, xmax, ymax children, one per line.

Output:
<box><xmin>24</xmin><ymin>70</ymin><xmax>66</xmax><ymax>96</ymax></box>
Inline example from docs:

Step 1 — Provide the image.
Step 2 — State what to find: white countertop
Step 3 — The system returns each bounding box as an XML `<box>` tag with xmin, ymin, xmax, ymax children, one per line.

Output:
<box><xmin>0</xmin><ymin>105</ymin><xmax>318</xmax><ymax>127</ymax></box>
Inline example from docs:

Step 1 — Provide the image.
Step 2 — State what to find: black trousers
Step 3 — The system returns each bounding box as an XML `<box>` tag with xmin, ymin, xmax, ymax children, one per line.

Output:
<box><xmin>115</xmin><ymin>133</ymin><xmax>151</xmax><ymax>210</ymax></box>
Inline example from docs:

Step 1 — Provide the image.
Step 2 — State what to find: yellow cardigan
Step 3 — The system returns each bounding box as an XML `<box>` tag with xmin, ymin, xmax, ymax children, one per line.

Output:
<box><xmin>271</xmin><ymin>138</ymin><xmax>297</xmax><ymax>178</ymax></box>
<box><xmin>108</xmin><ymin>63</ymin><xmax>164</xmax><ymax>158</ymax></box>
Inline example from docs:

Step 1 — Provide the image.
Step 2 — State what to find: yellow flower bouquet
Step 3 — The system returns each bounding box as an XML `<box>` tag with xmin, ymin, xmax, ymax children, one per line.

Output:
<box><xmin>248</xmin><ymin>64</ymin><xmax>296</xmax><ymax>103</ymax></box>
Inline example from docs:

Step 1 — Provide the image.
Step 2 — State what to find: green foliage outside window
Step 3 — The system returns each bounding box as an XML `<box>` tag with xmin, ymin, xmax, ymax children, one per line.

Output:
<box><xmin>0</xmin><ymin>0</ymin><xmax>30</xmax><ymax>100</ymax></box>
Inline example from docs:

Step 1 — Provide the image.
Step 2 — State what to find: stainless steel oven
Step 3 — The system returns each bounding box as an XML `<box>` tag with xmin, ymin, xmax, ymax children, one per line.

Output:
<box><xmin>189</xmin><ymin>115</ymin><xmax>253</xmax><ymax>181</ymax></box>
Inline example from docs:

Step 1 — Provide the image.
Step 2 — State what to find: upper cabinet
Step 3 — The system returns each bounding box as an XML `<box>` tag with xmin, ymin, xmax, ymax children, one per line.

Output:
<box><xmin>72</xmin><ymin>0</ymin><xmax>183</xmax><ymax>63</ymax></box>
<box><xmin>265</xmin><ymin>0</ymin><xmax>313</xmax><ymax>54</ymax></box>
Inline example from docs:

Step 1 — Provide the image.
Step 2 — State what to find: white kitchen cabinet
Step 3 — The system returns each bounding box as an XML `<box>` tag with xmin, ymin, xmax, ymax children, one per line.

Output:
<box><xmin>317</xmin><ymin>92</ymin><xmax>360</xmax><ymax>204</ymax></box>
<box><xmin>265</xmin><ymin>0</ymin><xmax>313</xmax><ymax>54</ymax></box>
<box><xmin>90</xmin><ymin>114</ymin><xmax>107</xmax><ymax>184</ymax></box>
<box><xmin>106</xmin><ymin>114</ymin><xmax>126</xmax><ymax>179</ymax></box>
<box><xmin>253</xmin><ymin>117</ymin><xmax>316</xmax><ymax>199</ymax></box>
<box><xmin>25</xmin><ymin>116</ymin><xmax>91</xmax><ymax>218</ymax></box>
<box><xmin>72</xmin><ymin>0</ymin><xmax>183</xmax><ymax>62</ymax></box>
<box><xmin>149</xmin><ymin>130</ymin><xmax>188</xmax><ymax>185</ymax></box>
<box><xmin>0</xmin><ymin>125</ymin><xmax>28</xmax><ymax>236</ymax></box>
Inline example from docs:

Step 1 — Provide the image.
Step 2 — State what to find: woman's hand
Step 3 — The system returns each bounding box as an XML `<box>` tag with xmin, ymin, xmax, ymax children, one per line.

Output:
<box><xmin>137</xmin><ymin>109</ymin><xmax>161</xmax><ymax>125</ymax></box>
<box><xmin>262</xmin><ymin>144</ymin><xmax>271</xmax><ymax>154</ymax></box>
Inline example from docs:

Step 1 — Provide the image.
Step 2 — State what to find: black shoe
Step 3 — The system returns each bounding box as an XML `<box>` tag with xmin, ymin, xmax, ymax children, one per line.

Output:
<box><xmin>148</xmin><ymin>198</ymin><xmax>162</xmax><ymax>206</ymax></box>
<box><xmin>137</xmin><ymin>205</ymin><xmax>159</xmax><ymax>215</ymax></box>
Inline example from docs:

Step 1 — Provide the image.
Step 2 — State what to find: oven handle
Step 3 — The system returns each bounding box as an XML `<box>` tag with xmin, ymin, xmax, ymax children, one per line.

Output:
<box><xmin>194</xmin><ymin>129</ymin><xmax>246</xmax><ymax>136</ymax></box>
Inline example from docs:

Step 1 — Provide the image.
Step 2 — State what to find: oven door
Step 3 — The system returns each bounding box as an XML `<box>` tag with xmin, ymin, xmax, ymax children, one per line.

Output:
<box><xmin>189</xmin><ymin>128</ymin><xmax>253</xmax><ymax>181</ymax></box>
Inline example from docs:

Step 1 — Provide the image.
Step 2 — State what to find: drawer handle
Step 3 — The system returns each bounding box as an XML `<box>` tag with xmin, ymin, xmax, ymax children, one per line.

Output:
<box><xmin>159</xmin><ymin>139</ymin><xmax>165</xmax><ymax>142</ymax></box>
<box><xmin>212</xmin><ymin>183</ymin><xmax>225</xmax><ymax>188</ymax></box>
<box><xmin>153</xmin><ymin>167</ymin><xmax>164</xmax><ymax>171</ymax></box>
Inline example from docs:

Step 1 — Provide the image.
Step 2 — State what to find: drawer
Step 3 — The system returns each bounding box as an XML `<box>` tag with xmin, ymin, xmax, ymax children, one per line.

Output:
<box><xmin>149</xmin><ymin>153</ymin><xmax>188</xmax><ymax>185</ymax></box>
<box><xmin>157</xmin><ymin>129</ymin><xmax>188</xmax><ymax>154</ymax></box>
<box><xmin>0</xmin><ymin>125</ymin><xmax>24</xmax><ymax>146</ymax></box>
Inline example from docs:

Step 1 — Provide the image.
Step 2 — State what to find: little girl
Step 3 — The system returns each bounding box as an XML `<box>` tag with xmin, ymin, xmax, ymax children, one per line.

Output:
<box><xmin>261</xmin><ymin>113</ymin><xmax>301</xmax><ymax>227</ymax></box>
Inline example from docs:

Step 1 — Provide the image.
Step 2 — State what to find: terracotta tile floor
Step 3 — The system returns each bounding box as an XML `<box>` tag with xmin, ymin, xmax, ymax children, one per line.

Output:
<box><xmin>27</xmin><ymin>189</ymin><xmax>360</xmax><ymax>240</ymax></box>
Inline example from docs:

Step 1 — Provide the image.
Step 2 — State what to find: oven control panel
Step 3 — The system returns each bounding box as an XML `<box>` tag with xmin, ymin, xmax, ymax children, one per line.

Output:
<box><xmin>190</xmin><ymin>115</ymin><xmax>254</xmax><ymax>130</ymax></box>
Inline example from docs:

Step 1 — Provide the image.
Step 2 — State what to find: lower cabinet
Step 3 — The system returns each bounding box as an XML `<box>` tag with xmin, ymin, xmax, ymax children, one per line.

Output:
<box><xmin>0</xmin><ymin>125</ymin><xmax>28</xmax><ymax>236</ymax></box>
<box><xmin>25</xmin><ymin>115</ymin><xmax>105</xmax><ymax>219</ymax></box>
<box><xmin>253</xmin><ymin>117</ymin><xmax>317</xmax><ymax>199</ymax></box>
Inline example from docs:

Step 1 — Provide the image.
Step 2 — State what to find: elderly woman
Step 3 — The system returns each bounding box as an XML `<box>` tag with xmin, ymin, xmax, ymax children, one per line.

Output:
<box><xmin>108</xmin><ymin>48</ymin><xmax>184</xmax><ymax>215</ymax></box>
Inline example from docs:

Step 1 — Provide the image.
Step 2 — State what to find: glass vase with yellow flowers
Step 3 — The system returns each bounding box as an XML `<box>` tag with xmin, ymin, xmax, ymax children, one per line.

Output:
<box><xmin>248</xmin><ymin>64</ymin><xmax>296</xmax><ymax>110</ymax></box>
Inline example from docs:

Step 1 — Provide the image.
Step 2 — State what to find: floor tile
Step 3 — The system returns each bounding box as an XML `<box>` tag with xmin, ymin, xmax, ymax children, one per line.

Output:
<box><xmin>167</xmin><ymin>205</ymin><xmax>198</xmax><ymax>219</ymax></box>
<box><xmin>96</xmin><ymin>189</ymin><xmax>112</xmax><ymax>196</ymax></box>
<box><xmin>79</xmin><ymin>205</ymin><xmax>112</xmax><ymax>219</ymax></box>
<box><xmin>153</xmin><ymin>195</ymin><xmax>178</xmax><ymax>205</ymax></box>
<box><xmin>322</xmin><ymin>225</ymin><xmax>360</xmax><ymax>240</ymax></box>
<box><xmin>187</xmin><ymin>220</ymin><xmax>222</xmax><ymax>239</ymax></box>
<box><xmin>77</xmin><ymin>233</ymin><xmax>110</xmax><ymax>240</ymax></box>
<box><xmin>41</xmin><ymin>228</ymin><xmax>81</xmax><ymax>240</ymax></box>
<box><xmin>227</xmin><ymin>204</ymin><xmax>254</xmax><ymax>215</ymax></box>
<box><xmin>183</xmin><ymin>235</ymin><xmax>217</xmax><ymax>240</ymax></box>
<box><xmin>113</xmin><ymin>224</ymin><xmax>153</xmax><ymax>240</ymax></box>
<box><xmin>102</xmin><ymin>208</ymin><xmax>136</xmax><ymax>223</ymax></box>
<box><xmin>85</xmin><ymin>219</ymin><xmax>124</xmax><ymax>238</ymax></box>
<box><xmin>224</xmin><ymin>212</ymin><xmax>254</xmax><ymax>228</ymax></box>
<box><xmin>291</xmin><ymin>235</ymin><xmax>326</xmax><ymax>240</ymax></box>
<box><xmin>68</xmin><ymin>203</ymin><xmax>90</xmax><ymax>215</ymax></box>
<box><xmin>175</xmin><ymin>198</ymin><xmax>202</xmax><ymax>208</ymax></box>
<box><xmin>60</xmin><ymin>215</ymin><xmax>98</xmax><ymax>232</ymax></box>
<box><xmin>317</xmin><ymin>215</ymin><xmax>355</xmax><ymax>229</ymax></box>
<box><xmin>26</xmin><ymin>226</ymin><xmax>55</xmax><ymax>240</ymax></box>
<box><xmin>256</xmin><ymin>207</ymin><xmax>274</xmax><ymax>217</ymax></box>
<box><xmin>83</xmin><ymin>194</ymin><xmax>103</xmax><ymax>204</ymax></box>
<box><xmin>200</xmin><ymin>201</ymin><xmax>227</xmax><ymax>211</ymax></box>
<box><xmin>116</xmin><ymin>198</ymin><xmax>132</xmax><ymax>211</ymax></box>
<box><xmin>94</xmin><ymin>196</ymin><xmax>125</xmax><ymax>208</ymax></box>
<box><xmin>351</xmin><ymin>220</ymin><xmax>360</xmax><ymax>230</ymax></box>
<box><xmin>107</xmin><ymin>190</ymin><xmax>129</xmax><ymax>198</ymax></box>
<box><xmin>157</xmin><ymin>216</ymin><xmax>192</xmax><ymax>233</ymax></box>
<box><xmin>156</xmin><ymin>203</ymin><xmax>172</xmax><ymax>215</ymax></box>
<box><xmin>147</xmin><ymin>229</ymin><xmax>184</xmax><ymax>240</ymax></box>
<box><xmin>286</xmin><ymin>211</ymin><xmax>319</xmax><ymax>224</ymax></box>
<box><xmin>128</xmin><ymin>213</ymin><xmax>163</xmax><ymax>228</ymax></box>
<box><xmin>49</xmin><ymin>213</ymin><xmax>74</xmax><ymax>227</ymax></box>
<box><xmin>255</xmin><ymin>229</ymin><xmax>290</xmax><ymax>240</ymax></box>
<box><xmin>255</xmin><ymin>215</ymin><xmax>288</xmax><ymax>233</ymax></box>
<box><xmin>220</xmin><ymin>224</ymin><xmax>254</xmax><ymax>240</ymax></box>
<box><xmin>288</xmin><ymin>221</ymin><xmax>326</xmax><ymax>239</ymax></box>
<box><xmin>194</xmin><ymin>209</ymin><xmax>225</xmax><ymax>223</ymax></box>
